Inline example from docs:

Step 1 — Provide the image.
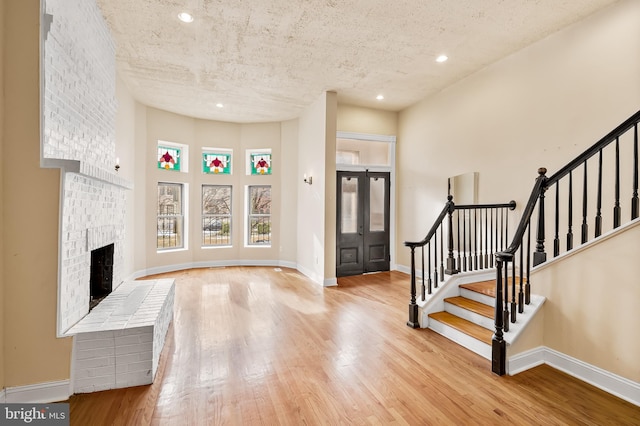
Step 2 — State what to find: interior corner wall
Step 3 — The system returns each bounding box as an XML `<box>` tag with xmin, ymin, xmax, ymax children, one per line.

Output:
<box><xmin>133</xmin><ymin>101</ymin><xmax>148</xmax><ymax>273</ymax></box>
<box><xmin>296</xmin><ymin>93</ymin><xmax>331</xmax><ymax>284</ymax></box>
<box><xmin>337</xmin><ymin>104</ymin><xmax>398</xmax><ymax>136</ymax></box>
<box><xmin>3</xmin><ymin>0</ymin><xmax>71</xmax><ymax>386</ymax></box>
<box><xmin>323</xmin><ymin>92</ymin><xmax>337</xmax><ymax>282</ymax></box>
<box><xmin>396</xmin><ymin>0</ymin><xmax>640</xmax><ymax>269</ymax></box>
<box><xmin>115</xmin><ymin>76</ymin><xmax>137</xmax><ymax>279</ymax></box>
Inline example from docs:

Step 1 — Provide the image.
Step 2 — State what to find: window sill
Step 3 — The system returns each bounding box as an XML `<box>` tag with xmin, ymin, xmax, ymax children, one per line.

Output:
<box><xmin>157</xmin><ymin>247</ymin><xmax>188</xmax><ymax>254</ymax></box>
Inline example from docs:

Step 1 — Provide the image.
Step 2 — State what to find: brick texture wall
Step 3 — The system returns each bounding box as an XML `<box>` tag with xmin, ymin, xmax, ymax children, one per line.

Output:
<box><xmin>42</xmin><ymin>0</ymin><xmax>128</xmax><ymax>334</ymax></box>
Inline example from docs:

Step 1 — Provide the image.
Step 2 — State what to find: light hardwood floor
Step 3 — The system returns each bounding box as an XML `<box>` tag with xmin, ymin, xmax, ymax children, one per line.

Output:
<box><xmin>69</xmin><ymin>267</ymin><xmax>640</xmax><ymax>425</ymax></box>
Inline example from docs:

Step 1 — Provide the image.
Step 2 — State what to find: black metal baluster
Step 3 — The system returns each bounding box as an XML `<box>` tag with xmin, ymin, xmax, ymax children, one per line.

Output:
<box><xmin>633</xmin><ymin>123</ymin><xmax>639</xmax><ymax>220</ymax></box>
<box><xmin>554</xmin><ymin>182</ymin><xmax>560</xmax><ymax>257</ymax></box>
<box><xmin>511</xmin><ymin>252</ymin><xmax>517</xmax><ymax>323</ymax></box>
<box><xmin>468</xmin><ymin>208</ymin><xmax>473</xmax><ymax>271</ymax></box>
<box><xmin>428</xmin><ymin>241</ymin><xmax>432</xmax><ymax>295</ymax></box>
<box><xmin>595</xmin><ymin>149</ymin><xmax>603</xmax><ymax>238</ymax></box>
<box><xmin>439</xmin><ymin>224</ymin><xmax>444</xmax><ymax>282</ymax></box>
<box><xmin>421</xmin><ymin>246</ymin><xmax>425</xmax><ymax>300</ymax></box>
<box><xmin>456</xmin><ymin>210</ymin><xmax>461</xmax><ymax>271</ymax></box>
<box><xmin>500</xmin><ymin>208</ymin><xmax>504</xmax><ymax>252</ymax></box>
<box><xmin>518</xmin><ymin>234</ymin><xmax>524</xmax><ymax>313</ymax></box>
<box><xmin>567</xmin><ymin>171</ymin><xmax>574</xmax><ymax>251</ymax></box>
<box><xmin>503</xmin><ymin>257</ymin><xmax>510</xmax><ymax>333</ymax></box>
<box><xmin>490</xmin><ymin>208</ymin><xmax>494</xmax><ymax>268</ymax></box>
<box><xmin>526</xmin><ymin>219</ymin><xmax>531</xmax><ymax>304</ymax></box>
<box><xmin>462</xmin><ymin>210</ymin><xmax>467</xmax><ymax>272</ymax></box>
<box><xmin>484</xmin><ymin>208</ymin><xmax>489</xmax><ymax>268</ymax></box>
<box><xmin>478</xmin><ymin>208</ymin><xmax>484</xmax><ymax>269</ymax></box>
<box><xmin>474</xmin><ymin>209</ymin><xmax>478</xmax><ymax>270</ymax></box>
<box><xmin>614</xmin><ymin>137</ymin><xmax>621</xmax><ymax>228</ymax></box>
<box><xmin>505</xmin><ymin>206</ymin><xmax>509</xmax><ymax>250</ymax></box>
<box><xmin>433</xmin><ymin>225</ymin><xmax>439</xmax><ymax>286</ymax></box>
<box><xmin>582</xmin><ymin>160</ymin><xmax>589</xmax><ymax>244</ymax></box>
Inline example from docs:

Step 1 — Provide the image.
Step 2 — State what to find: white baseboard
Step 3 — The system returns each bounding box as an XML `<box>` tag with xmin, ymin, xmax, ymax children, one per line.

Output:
<box><xmin>509</xmin><ymin>346</ymin><xmax>640</xmax><ymax>407</ymax></box>
<box><xmin>0</xmin><ymin>388</ymin><xmax>5</xmax><ymax>403</ymax></box>
<box><xmin>129</xmin><ymin>259</ymin><xmax>299</xmax><ymax>280</ymax></box>
<box><xmin>323</xmin><ymin>277</ymin><xmax>337</xmax><ymax>287</ymax></box>
<box><xmin>4</xmin><ymin>380</ymin><xmax>71</xmax><ymax>403</ymax></box>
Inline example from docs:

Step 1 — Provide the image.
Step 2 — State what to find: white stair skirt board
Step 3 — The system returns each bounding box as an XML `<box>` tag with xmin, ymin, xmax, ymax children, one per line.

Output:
<box><xmin>509</xmin><ymin>346</ymin><xmax>640</xmax><ymax>407</ymax></box>
<box><xmin>4</xmin><ymin>380</ymin><xmax>71</xmax><ymax>403</ymax></box>
<box><xmin>444</xmin><ymin>301</ymin><xmax>494</xmax><ymax>330</ymax></box>
<box><xmin>427</xmin><ymin>317</ymin><xmax>491</xmax><ymax>360</ymax></box>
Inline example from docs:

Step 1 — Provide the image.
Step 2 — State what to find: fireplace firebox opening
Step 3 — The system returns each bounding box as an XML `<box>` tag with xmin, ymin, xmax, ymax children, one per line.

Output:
<box><xmin>90</xmin><ymin>243</ymin><xmax>114</xmax><ymax>310</ymax></box>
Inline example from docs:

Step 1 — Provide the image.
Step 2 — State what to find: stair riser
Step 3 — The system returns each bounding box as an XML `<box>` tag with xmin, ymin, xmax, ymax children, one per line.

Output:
<box><xmin>444</xmin><ymin>302</ymin><xmax>494</xmax><ymax>331</ymax></box>
<box><xmin>428</xmin><ymin>319</ymin><xmax>492</xmax><ymax>360</ymax></box>
<box><xmin>460</xmin><ymin>288</ymin><xmax>495</xmax><ymax>306</ymax></box>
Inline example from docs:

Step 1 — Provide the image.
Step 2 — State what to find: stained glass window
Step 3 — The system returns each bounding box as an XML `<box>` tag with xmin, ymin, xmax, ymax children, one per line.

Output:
<box><xmin>250</xmin><ymin>152</ymin><xmax>272</xmax><ymax>175</ymax></box>
<box><xmin>158</xmin><ymin>145</ymin><xmax>181</xmax><ymax>171</ymax></box>
<box><xmin>203</xmin><ymin>152</ymin><xmax>231</xmax><ymax>174</ymax></box>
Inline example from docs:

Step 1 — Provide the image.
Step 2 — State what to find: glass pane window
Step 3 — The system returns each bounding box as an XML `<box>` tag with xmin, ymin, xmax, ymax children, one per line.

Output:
<box><xmin>248</xmin><ymin>186</ymin><xmax>271</xmax><ymax>245</ymax></box>
<box><xmin>157</xmin><ymin>183</ymin><xmax>184</xmax><ymax>249</ymax></box>
<box><xmin>341</xmin><ymin>177</ymin><xmax>358</xmax><ymax>233</ymax></box>
<box><xmin>202</xmin><ymin>185</ymin><xmax>232</xmax><ymax>246</ymax></box>
<box><xmin>369</xmin><ymin>176</ymin><xmax>386</xmax><ymax>232</ymax></box>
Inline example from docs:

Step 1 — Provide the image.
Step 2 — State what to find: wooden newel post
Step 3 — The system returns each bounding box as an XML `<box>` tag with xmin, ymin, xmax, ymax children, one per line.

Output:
<box><xmin>445</xmin><ymin>195</ymin><xmax>459</xmax><ymax>275</ymax></box>
<box><xmin>533</xmin><ymin>167</ymin><xmax>548</xmax><ymax>266</ymax></box>
<box><xmin>407</xmin><ymin>245</ymin><xmax>419</xmax><ymax>328</ymax></box>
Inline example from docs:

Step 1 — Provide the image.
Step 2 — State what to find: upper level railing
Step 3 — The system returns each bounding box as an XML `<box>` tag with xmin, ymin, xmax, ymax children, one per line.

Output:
<box><xmin>491</xmin><ymin>109</ymin><xmax>640</xmax><ymax>375</ymax></box>
<box><xmin>404</xmin><ymin>196</ymin><xmax>516</xmax><ymax>328</ymax></box>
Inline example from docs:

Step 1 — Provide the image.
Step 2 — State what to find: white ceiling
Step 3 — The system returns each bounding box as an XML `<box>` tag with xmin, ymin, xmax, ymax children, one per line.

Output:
<box><xmin>97</xmin><ymin>0</ymin><xmax>618</xmax><ymax>123</ymax></box>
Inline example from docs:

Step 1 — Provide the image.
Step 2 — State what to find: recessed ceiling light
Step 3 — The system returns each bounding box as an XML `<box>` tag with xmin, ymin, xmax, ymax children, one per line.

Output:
<box><xmin>216</xmin><ymin>103</ymin><xmax>224</xmax><ymax>108</ymax></box>
<box><xmin>178</xmin><ymin>12</ymin><xmax>194</xmax><ymax>23</ymax></box>
<box><xmin>436</xmin><ymin>55</ymin><xmax>448</xmax><ymax>63</ymax></box>
<box><xmin>376</xmin><ymin>95</ymin><xmax>384</xmax><ymax>100</ymax></box>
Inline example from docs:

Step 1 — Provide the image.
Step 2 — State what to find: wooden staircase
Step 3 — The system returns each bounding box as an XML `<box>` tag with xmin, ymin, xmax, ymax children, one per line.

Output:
<box><xmin>427</xmin><ymin>279</ymin><xmax>501</xmax><ymax>359</ymax></box>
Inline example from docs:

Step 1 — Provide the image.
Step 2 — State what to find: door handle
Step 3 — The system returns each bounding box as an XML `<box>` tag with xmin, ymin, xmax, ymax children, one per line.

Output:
<box><xmin>359</xmin><ymin>225</ymin><xmax>363</xmax><ymax>236</ymax></box>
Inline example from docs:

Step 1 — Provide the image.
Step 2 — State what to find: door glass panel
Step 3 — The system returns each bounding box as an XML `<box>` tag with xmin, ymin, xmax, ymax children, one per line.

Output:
<box><xmin>369</xmin><ymin>177</ymin><xmax>385</xmax><ymax>232</ymax></box>
<box><xmin>341</xmin><ymin>177</ymin><xmax>358</xmax><ymax>233</ymax></box>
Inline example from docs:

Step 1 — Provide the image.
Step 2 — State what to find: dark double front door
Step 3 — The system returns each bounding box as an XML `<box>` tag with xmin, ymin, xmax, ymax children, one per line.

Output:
<box><xmin>336</xmin><ymin>171</ymin><xmax>390</xmax><ymax>277</ymax></box>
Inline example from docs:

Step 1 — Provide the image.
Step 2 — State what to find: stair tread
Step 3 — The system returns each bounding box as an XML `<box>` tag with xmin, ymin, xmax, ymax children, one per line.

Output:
<box><xmin>460</xmin><ymin>277</ymin><xmax>522</xmax><ymax>298</ymax></box>
<box><xmin>444</xmin><ymin>296</ymin><xmax>493</xmax><ymax>318</ymax></box>
<box><xmin>428</xmin><ymin>311</ymin><xmax>493</xmax><ymax>345</ymax></box>
<box><xmin>459</xmin><ymin>280</ymin><xmax>496</xmax><ymax>297</ymax></box>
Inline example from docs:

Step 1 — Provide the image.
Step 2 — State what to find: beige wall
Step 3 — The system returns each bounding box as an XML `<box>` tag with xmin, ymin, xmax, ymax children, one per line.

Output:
<box><xmin>337</xmin><ymin>104</ymin><xmax>397</xmax><ymax>136</ymax></box>
<box><xmin>3</xmin><ymin>0</ymin><xmax>72</xmax><ymax>386</ymax></box>
<box><xmin>280</xmin><ymin>119</ymin><xmax>299</xmax><ymax>262</ymax></box>
<box><xmin>531</xmin><ymin>223</ymin><xmax>640</xmax><ymax>382</ymax></box>
<box><xmin>396</xmin><ymin>0</ymin><xmax>640</xmax><ymax>268</ymax></box>
<box><xmin>0</xmin><ymin>0</ymin><xmax>5</xmax><ymax>391</ymax></box>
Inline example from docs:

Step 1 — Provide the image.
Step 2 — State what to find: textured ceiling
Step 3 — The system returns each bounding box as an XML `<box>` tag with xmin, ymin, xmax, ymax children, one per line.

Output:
<box><xmin>97</xmin><ymin>0</ymin><xmax>618</xmax><ymax>123</ymax></box>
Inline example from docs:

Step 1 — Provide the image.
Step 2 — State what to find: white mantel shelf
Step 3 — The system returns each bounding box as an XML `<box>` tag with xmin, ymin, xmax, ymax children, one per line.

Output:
<box><xmin>42</xmin><ymin>158</ymin><xmax>134</xmax><ymax>190</ymax></box>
